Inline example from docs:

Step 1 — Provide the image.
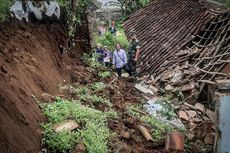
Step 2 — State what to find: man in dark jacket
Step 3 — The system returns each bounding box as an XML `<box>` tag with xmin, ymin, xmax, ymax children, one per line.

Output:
<box><xmin>128</xmin><ymin>30</ymin><xmax>141</xmax><ymax>76</ymax></box>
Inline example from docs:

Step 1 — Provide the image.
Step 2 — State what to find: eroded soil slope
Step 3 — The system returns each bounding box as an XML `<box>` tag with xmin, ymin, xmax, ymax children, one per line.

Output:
<box><xmin>0</xmin><ymin>22</ymin><xmax>74</xmax><ymax>153</ymax></box>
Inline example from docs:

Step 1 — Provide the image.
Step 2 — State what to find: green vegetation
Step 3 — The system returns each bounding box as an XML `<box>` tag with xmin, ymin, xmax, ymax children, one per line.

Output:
<box><xmin>0</xmin><ymin>1</ymin><xmax>12</xmax><ymax>22</ymax></box>
<box><xmin>90</xmin><ymin>82</ymin><xmax>106</xmax><ymax>91</ymax></box>
<box><xmin>94</xmin><ymin>30</ymin><xmax>129</xmax><ymax>52</ymax></box>
<box><xmin>128</xmin><ymin>105</ymin><xmax>174</xmax><ymax>142</ymax></box>
<box><xmin>98</xmin><ymin>71</ymin><xmax>111</xmax><ymax>78</ymax></box>
<box><xmin>41</xmin><ymin>98</ymin><xmax>117</xmax><ymax>153</ymax></box>
<box><xmin>208</xmin><ymin>0</ymin><xmax>230</xmax><ymax>7</ymax></box>
<box><xmin>118</xmin><ymin>0</ymin><xmax>151</xmax><ymax>16</ymax></box>
<box><xmin>41</xmin><ymin>123</ymin><xmax>80</xmax><ymax>152</ymax></box>
<box><xmin>82</xmin><ymin>53</ymin><xmax>104</xmax><ymax>69</ymax></box>
<box><xmin>75</xmin><ymin>86</ymin><xmax>112</xmax><ymax>107</ymax></box>
<box><xmin>57</xmin><ymin>0</ymin><xmax>91</xmax><ymax>37</ymax></box>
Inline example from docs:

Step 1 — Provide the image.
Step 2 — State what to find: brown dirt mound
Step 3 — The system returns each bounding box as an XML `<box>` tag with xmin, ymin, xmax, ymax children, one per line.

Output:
<box><xmin>0</xmin><ymin>21</ymin><xmax>79</xmax><ymax>153</ymax></box>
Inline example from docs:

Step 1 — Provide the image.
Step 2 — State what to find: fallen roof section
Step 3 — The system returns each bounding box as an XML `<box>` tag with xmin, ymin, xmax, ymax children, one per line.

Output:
<box><xmin>136</xmin><ymin>9</ymin><xmax>230</xmax><ymax>107</ymax></box>
<box><xmin>123</xmin><ymin>0</ymin><xmax>214</xmax><ymax>75</ymax></box>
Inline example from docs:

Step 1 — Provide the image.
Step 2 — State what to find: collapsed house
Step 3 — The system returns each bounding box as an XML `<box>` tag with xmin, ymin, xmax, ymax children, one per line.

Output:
<box><xmin>124</xmin><ymin>0</ymin><xmax>230</xmax><ymax>152</ymax></box>
<box><xmin>124</xmin><ymin>0</ymin><xmax>230</xmax><ymax>100</ymax></box>
<box><xmin>10</xmin><ymin>1</ymin><xmax>60</xmax><ymax>22</ymax></box>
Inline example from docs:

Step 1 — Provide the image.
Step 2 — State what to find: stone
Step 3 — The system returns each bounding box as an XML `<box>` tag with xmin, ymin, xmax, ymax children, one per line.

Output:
<box><xmin>53</xmin><ymin>120</ymin><xmax>79</xmax><ymax>133</ymax></box>
<box><xmin>187</xmin><ymin>110</ymin><xmax>197</xmax><ymax>118</ymax></box>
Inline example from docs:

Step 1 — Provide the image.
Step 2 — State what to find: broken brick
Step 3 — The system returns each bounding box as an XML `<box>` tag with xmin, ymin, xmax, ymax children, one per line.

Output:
<box><xmin>195</xmin><ymin>103</ymin><xmax>205</xmax><ymax>112</ymax></box>
<box><xmin>178</xmin><ymin>110</ymin><xmax>189</xmax><ymax>121</ymax></box>
<box><xmin>165</xmin><ymin>131</ymin><xmax>184</xmax><ymax>151</ymax></box>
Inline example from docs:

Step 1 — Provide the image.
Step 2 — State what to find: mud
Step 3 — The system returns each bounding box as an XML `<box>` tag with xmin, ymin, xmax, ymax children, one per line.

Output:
<box><xmin>0</xmin><ymin>21</ymin><xmax>83</xmax><ymax>153</ymax></box>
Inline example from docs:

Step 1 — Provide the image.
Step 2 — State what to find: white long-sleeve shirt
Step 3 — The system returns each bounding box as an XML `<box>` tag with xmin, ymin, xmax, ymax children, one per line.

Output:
<box><xmin>113</xmin><ymin>49</ymin><xmax>127</xmax><ymax>68</ymax></box>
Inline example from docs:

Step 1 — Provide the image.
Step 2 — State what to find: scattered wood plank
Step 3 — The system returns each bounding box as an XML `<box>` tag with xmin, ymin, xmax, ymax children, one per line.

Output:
<box><xmin>181</xmin><ymin>83</ymin><xmax>195</xmax><ymax>92</ymax></box>
<box><xmin>135</xmin><ymin>84</ymin><xmax>154</xmax><ymax>95</ymax></box>
<box><xmin>195</xmin><ymin>66</ymin><xmax>227</xmax><ymax>76</ymax></box>
<box><xmin>216</xmin><ymin>79</ymin><xmax>230</xmax><ymax>90</ymax></box>
<box><xmin>131</xmin><ymin>108</ymin><xmax>148</xmax><ymax>115</ymax></box>
<box><xmin>137</xmin><ymin>125</ymin><xmax>153</xmax><ymax>141</ymax></box>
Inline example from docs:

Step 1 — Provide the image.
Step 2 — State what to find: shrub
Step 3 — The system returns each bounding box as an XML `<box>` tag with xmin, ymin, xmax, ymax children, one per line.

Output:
<box><xmin>42</xmin><ymin>98</ymin><xmax>116</xmax><ymax>152</ymax></box>
<box><xmin>0</xmin><ymin>1</ymin><xmax>12</xmax><ymax>22</ymax></box>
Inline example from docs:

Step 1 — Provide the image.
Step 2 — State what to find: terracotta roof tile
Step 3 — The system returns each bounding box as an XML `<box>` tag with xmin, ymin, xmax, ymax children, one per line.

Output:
<box><xmin>123</xmin><ymin>0</ymin><xmax>213</xmax><ymax>75</ymax></box>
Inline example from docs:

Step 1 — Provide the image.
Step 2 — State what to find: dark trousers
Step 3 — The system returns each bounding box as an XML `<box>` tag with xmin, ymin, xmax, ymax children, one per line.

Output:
<box><xmin>128</xmin><ymin>58</ymin><xmax>137</xmax><ymax>76</ymax></box>
<box><xmin>116</xmin><ymin>65</ymin><xmax>132</xmax><ymax>77</ymax></box>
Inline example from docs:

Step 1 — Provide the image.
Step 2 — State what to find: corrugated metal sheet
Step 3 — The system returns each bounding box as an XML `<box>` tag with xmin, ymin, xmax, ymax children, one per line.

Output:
<box><xmin>123</xmin><ymin>0</ymin><xmax>213</xmax><ymax>75</ymax></box>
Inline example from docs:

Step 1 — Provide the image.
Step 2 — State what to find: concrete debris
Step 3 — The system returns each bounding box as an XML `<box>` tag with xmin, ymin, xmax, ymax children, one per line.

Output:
<box><xmin>144</xmin><ymin>98</ymin><xmax>185</xmax><ymax>129</ymax></box>
<box><xmin>165</xmin><ymin>84</ymin><xmax>174</xmax><ymax>91</ymax></box>
<box><xmin>165</xmin><ymin>131</ymin><xmax>184</xmax><ymax>151</ymax></box>
<box><xmin>53</xmin><ymin>120</ymin><xmax>79</xmax><ymax>133</ymax></box>
<box><xmin>171</xmin><ymin>70</ymin><xmax>183</xmax><ymax>83</ymax></box>
<box><xmin>215</xmin><ymin>93</ymin><xmax>230</xmax><ymax>153</ymax></box>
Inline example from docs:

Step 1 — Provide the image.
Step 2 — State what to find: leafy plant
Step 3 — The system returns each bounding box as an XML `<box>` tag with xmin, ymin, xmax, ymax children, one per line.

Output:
<box><xmin>42</xmin><ymin>98</ymin><xmax>117</xmax><ymax>153</ymax></box>
<box><xmin>0</xmin><ymin>1</ymin><xmax>12</xmax><ymax>22</ymax></box>
<box><xmin>94</xmin><ymin>31</ymin><xmax>129</xmax><ymax>52</ymax></box>
<box><xmin>90</xmin><ymin>82</ymin><xmax>106</xmax><ymax>91</ymax></box>
<box><xmin>82</xmin><ymin>53</ymin><xmax>104</xmax><ymax>69</ymax></box>
<box><xmin>98</xmin><ymin>71</ymin><xmax>111</xmax><ymax>78</ymax></box>
<box><xmin>87</xmin><ymin>95</ymin><xmax>112</xmax><ymax>107</ymax></box>
<box><xmin>75</xmin><ymin>86</ymin><xmax>89</xmax><ymax>95</ymax></box>
<box><xmin>41</xmin><ymin>123</ymin><xmax>80</xmax><ymax>153</ymax></box>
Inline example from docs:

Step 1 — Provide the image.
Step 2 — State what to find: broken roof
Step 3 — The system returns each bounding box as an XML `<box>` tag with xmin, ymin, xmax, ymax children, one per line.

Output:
<box><xmin>123</xmin><ymin>0</ymin><xmax>214</xmax><ymax>75</ymax></box>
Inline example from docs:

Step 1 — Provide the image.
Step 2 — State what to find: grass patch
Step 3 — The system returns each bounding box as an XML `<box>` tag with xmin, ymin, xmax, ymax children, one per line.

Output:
<box><xmin>90</xmin><ymin>82</ymin><xmax>106</xmax><ymax>91</ymax></box>
<box><xmin>41</xmin><ymin>98</ymin><xmax>117</xmax><ymax>153</ymax></box>
<box><xmin>98</xmin><ymin>71</ymin><xmax>111</xmax><ymax>78</ymax></box>
<box><xmin>0</xmin><ymin>1</ymin><xmax>12</xmax><ymax>22</ymax></box>
<box><xmin>82</xmin><ymin>53</ymin><xmax>104</xmax><ymax>69</ymax></box>
<box><xmin>74</xmin><ymin>86</ymin><xmax>112</xmax><ymax>107</ymax></box>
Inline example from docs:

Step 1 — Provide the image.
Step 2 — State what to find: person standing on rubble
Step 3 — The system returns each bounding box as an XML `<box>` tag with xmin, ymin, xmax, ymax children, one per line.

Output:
<box><xmin>108</xmin><ymin>21</ymin><xmax>116</xmax><ymax>36</ymax></box>
<box><xmin>128</xmin><ymin>30</ymin><xmax>141</xmax><ymax>76</ymax></box>
<box><xmin>103</xmin><ymin>46</ymin><xmax>112</xmax><ymax>69</ymax></box>
<box><xmin>95</xmin><ymin>43</ymin><xmax>105</xmax><ymax>64</ymax></box>
<box><xmin>113</xmin><ymin>43</ymin><xmax>132</xmax><ymax>77</ymax></box>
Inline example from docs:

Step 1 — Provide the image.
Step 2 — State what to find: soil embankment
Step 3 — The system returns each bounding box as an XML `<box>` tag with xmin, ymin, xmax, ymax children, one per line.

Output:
<box><xmin>0</xmin><ymin>22</ymin><xmax>77</xmax><ymax>153</ymax></box>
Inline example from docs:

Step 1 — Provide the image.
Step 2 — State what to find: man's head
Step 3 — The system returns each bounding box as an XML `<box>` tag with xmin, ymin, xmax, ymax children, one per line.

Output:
<box><xmin>130</xmin><ymin>30</ymin><xmax>137</xmax><ymax>40</ymax></box>
<box><xmin>112</xmin><ymin>21</ymin><xmax>115</xmax><ymax>26</ymax></box>
<box><xmin>103</xmin><ymin>46</ymin><xmax>108</xmax><ymax>50</ymax></box>
<box><xmin>115</xmin><ymin>43</ymin><xmax>121</xmax><ymax>50</ymax></box>
<box><xmin>96</xmin><ymin>43</ymin><xmax>102</xmax><ymax>49</ymax></box>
